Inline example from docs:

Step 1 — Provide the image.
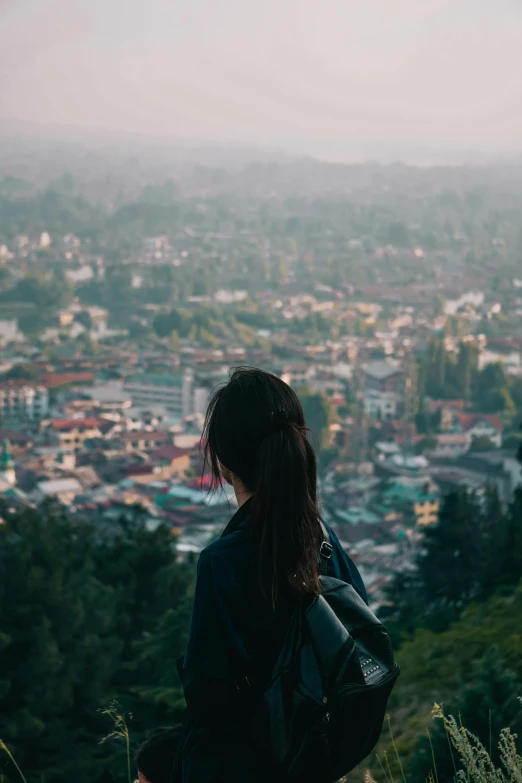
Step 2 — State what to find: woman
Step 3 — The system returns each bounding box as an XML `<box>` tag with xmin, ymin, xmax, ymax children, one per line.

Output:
<box><xmin>177</xmin><ymin>367</ymin><xmax>367</xmax><ymax>783</ymax></box>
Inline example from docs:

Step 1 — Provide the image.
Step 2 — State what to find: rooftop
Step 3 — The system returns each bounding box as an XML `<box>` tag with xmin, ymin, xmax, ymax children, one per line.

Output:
<box><xmin>153</xmin><ymin>444</ymin><xmax>189</xmax><ymax>461</ymax></box>
<box><xmin>120</xmin><ymin>430</ymin><xmax>171</xmax><ymax>443</ymax></box>
<box><xmin>49</xmin><ymin>417</ymin><xmax>101</xmax><ymax>431</ymax></box>
<box><xmin>36</xmin><ymin>478</ymin><xmax>82</xmax><ymax>496</ymax></box>
<box><xmin>124</xmin><ymin>373</ymin><xmax>185</xmax><ymax>388</ymax></box>
<box><xmin>458</xmin><ymin>413</ymin><xmax>503</xmax><ymax>433</ymax></box>
<box><xmin>364</xmin><ymin>361</ymin><xmax>402</xmax><ymax>380</ymax></box>
<box><xmin>41</xmin><ymin>372</ymin><xmax>95</xmax><ymax>388</ymax></box>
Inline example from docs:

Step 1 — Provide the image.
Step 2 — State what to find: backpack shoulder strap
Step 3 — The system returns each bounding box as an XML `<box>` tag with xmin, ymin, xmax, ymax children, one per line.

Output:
<box><xmin>318</xmin><ymin>519</ymin><xmax>333</xmax><ymax>576</ymax></box>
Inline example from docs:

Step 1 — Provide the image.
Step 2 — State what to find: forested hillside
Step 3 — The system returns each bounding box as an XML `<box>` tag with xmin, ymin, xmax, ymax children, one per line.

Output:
<box><xmin>2</xmin><ymin>475</ymin><xmax>522</xmax><ymax>782</ymax></box>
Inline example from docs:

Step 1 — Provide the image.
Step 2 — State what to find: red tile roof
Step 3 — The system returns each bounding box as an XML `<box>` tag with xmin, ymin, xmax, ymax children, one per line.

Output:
<box><xmin>41</xmin><ymin>372</ymin><xmax>95</xmax><ymax>388</ymax></box>
<box><xmin>50</xmin><ymin>417</ymin><xmax>101</xmax><ymax>431</ymax></box>
<box><xmin>458</xmin><ymin>413</ymin><xmax>503</xmax><ymax>433</ymax></box>
<box><xmin>153</xmin><ymin>444</ymin><xmax>189</xmax><ymax>462</ymax></box>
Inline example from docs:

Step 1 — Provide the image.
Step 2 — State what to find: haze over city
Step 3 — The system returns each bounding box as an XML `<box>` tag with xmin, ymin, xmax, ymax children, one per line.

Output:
<box><xmin>1</xmin><ymin>0</ymin><xmax>522</xmax><ymax>164</ymax></box>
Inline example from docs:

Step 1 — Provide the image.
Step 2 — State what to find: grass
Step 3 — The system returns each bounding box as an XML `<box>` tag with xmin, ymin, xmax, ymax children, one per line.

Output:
<box><xmin>1</xmin><ymin>700</ymin><xmax>521</xmax><ymax>783</ymax></box>
<box><xmin>0</xmin><ymin>740</ymin><xmax>28</xmax><ymax>783</ymax></box>
<box><xmin>98</xmin><ymin>702</ymin><xmax>132</xmax><ymax>783</ymax></box>
<box><xmin>365</xmin><ymin>699</ymin><xmax>522</xmax><ymax>783</ymax></box>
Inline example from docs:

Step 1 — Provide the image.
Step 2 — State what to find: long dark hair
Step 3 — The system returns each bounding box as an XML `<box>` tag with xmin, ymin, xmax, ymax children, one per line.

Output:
<box><xmin>202</xmin><ymin>366</ymin><xmax>322</xmax><ymax>604</ymax></box>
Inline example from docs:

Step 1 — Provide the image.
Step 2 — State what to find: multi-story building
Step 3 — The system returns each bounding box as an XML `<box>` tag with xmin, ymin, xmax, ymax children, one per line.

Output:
<box><xmin>0</xmin><ymin>381</ymin><xmax>49</xmax><ymax>423</ymax></box>
<box><xmin>376</xmin><ymin>477</ymin><xmax>440</xmax><ymax>527</ymax></box>
<box><xmin>363</xmin><ymin>390</ymin><xmax>400</xmax><ymax>420</ymax></box>
<box><xmin>280</xmin><ymin>362</ymin><xmax>316</xmax><ymax>388</ymax></box>
<box><xmin>124</xmin><ymin>369</ymin><xmax>194</xmax><ymax>419</ymax></box>
<box><xmin>43</xmin><ymin>418</ymin><xmax>102</xmax><ymax>452</ymax></box>
<box><xmin>364</xmin><ymin>361</ymin><xmax>403</xmax><ymax>394</ymax></box>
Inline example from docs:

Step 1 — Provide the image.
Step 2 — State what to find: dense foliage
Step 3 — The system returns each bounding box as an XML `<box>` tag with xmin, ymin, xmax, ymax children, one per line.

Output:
<box><xmin>0</xmin><ymin>502</ymin><xmax>195</xmax><ymax>783</ymax></box>
<box><xmin>363</xmin><ymin>472</ymin><xmax>522</xmax><ymax>781</ymax></box>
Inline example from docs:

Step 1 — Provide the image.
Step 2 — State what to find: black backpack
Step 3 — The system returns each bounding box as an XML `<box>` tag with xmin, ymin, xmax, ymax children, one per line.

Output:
<box><xmin>250</xmin><ymin>524</ymin><xmax>400</xmax><ymax>783</ymax></box>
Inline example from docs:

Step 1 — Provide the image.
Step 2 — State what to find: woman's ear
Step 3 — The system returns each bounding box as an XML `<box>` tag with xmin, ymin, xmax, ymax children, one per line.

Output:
<box><xmin>219</xmin><ymin>461</ymin><xmax>234</xmax><ymax>486</ymax></box>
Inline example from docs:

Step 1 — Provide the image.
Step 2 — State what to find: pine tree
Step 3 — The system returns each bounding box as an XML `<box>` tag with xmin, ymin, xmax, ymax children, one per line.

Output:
<box><xmin>456</xmin><ymin>341</ymin><xmax>479</xmax><ymax>401</ymax></box>
<box><xmin>381</xmin><ymin>486</ymin><xmax>511</xmax><ymax>636</ymax></box>
<box><xmin>0</xmin><ymin>502</ymin><xmax>121</xmax><ymax>783</ymax></box>
<box><xmin>0</xmin><ymin>502</ymin><xmax>196</xmax><ymax>783</ymax></box>
<box><xmin>418</xmin><ymin>489</ymin><xmax>485</xmax><ymax>630</ymax></box>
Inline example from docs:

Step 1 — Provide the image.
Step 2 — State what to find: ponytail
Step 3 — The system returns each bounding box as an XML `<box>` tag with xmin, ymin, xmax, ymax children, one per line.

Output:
<box><xmin>203</xmin><ymin>367</ymin><xmax>322</xmax><ymax>605</ymax></box>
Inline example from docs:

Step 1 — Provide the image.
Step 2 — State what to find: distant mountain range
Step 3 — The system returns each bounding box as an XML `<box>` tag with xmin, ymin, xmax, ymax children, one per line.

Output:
<box><xmin>1</xmin><ymin>117</ymin><xmax>522</xmax><ymax>203</ymax></box>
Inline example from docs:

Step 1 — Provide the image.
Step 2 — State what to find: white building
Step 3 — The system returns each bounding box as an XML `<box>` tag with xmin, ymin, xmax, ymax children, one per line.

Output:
<box><xmin>281</xmin><ymin>363</ymin><xmax>317</xmax><ymax>388</ymax></box>
<box><xmin>0</xmin><ymin>320</ymin><xmax>23</xmax><ymax>343</ymax></box>
<box><xmin>124</xmin><ymin>369</ymin><xmax>194</xmax><ymax>419</ymax></box>
<box><xmin>32</xmin><ymin>477</ymin><xmax>82</xmax><ymax>506</ymax></box>
<box><xmin>428</xmin><ymin>434</ymin><xmax>469</xmax><ymax>459</ymax></box>
<box><xmin>0</xmin><ymin>382</ymin><xmax>49</xmax><ymax>423</ymax></box>
<box><xmin>363</xmin><ymin>390</ymin><xmax>400</xmax><ymax>420</ymax></box>
<box><xmin>194</xmin><ymin>386</ymin><xmax>211</xmax><ymax>416</ymax></box>
<box><xmin>458</xmin><ymin>414</ymin><xmax>503</xmax><ymax>449</ymax></box>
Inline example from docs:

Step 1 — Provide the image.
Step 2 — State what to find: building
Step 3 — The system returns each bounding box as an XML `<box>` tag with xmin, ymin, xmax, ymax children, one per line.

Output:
<box><xmin>364</xmin><ymin>361</ymin><xmax>403</xmax><ymax>394</ymax></box>
<box><xmin>377</xmin><ymin>477</ymin><xmax>440</xmax><ymax>527</ymax></box>
<box><xmin>119</xmin><ymin>430</ymin><xmax>172</xmax><ymax>452</ymax></box>
<box><xmin>363</xmin><ymin>390</ymin><xmax>400</xmax><ymax>420</ymax></box>
<box><xmin>427</xmin><ymin>433</ymin><xmax>469</xmax><ymax>459</ymax></box>
<box><xmin>41</xmin><ymin>372</ymin><xmax>96</xmax><ymax>389</ymax></box>
<box><xmin>457</xmin><ymin>413</ymin><xmax>503</xmax><ymax>449</ymax></box>
<box><xmin>32</xmin><ymin>477</ymin><xmax>82</xmax><ymax>506</ymax></box>
<box><xmin>152</xmin><ymin>444</ymin><xmax>190</xmax><ymax>477</ymax></box>
<box><xmin>0</xmin><ymin>381</ymin><xmax>49</xmax><ymax>423</ymax></box>
<box><xmin>452</xmin><ymin>451</ymin><xmax>522</xmax><ymax>500</ymax></box>
<box><xmin>124</xmin><ymin>370</ymin><xmax>194</xmax><ymax>419</ymax></box>
<box><xmin>280</xmin><ymin>362</ymin><xmax>316</xmax><ymax>388</ymax></box>
<box><xmin>414</xmin><ymin>497</ymin><xmax>439</xmax><ymax>526</ymax></box>
<box><xmin>0</xmin><ymin>440</ymin><xmax>16</xmax><ymax>488</ymax></box>
<box><xmin>43</xmin><ymin>418</ymin><xmax>102</xmax><ymax>452</ymax></box>
<box><xmin>193</xmin><ymin>385</ymin><xmax>211</xmax><ymax>416</ymax></box>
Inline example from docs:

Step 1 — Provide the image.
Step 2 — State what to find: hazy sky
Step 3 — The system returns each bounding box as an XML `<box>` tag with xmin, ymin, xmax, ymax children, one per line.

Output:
<box><xmin>1</xmin><ymin>0</ymin><xmax>522</xmax><ymax>161</ymax></box>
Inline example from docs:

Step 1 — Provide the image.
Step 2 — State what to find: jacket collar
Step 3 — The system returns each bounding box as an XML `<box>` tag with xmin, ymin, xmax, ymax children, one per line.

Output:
<box><xmin>220</xmin><ymin>496</ymin><xmax>253</xmax><ymax>538</ymax></box>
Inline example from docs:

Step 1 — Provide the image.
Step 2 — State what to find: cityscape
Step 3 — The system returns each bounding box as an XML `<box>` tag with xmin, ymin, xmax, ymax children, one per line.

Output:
<box><xmin>1</xmin><ymin>139</ymin><xmax>522</xmax><ymax>781</ymax></box>
<box><xmin>1</xmin><ymin>148</ymin><xmax>521</xmax><ymax>612</ymax></box>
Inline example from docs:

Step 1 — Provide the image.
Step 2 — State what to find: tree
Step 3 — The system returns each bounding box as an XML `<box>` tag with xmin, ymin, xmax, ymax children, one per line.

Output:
<box><xmin>4</xmin><ymin>362</ymin><xmax>41</xmax><ymax>382</ymax></box>
<box><xmin>167</xmin><ymin>330</ymin><xmax>181</xmax><ymax>352</ymax></box>
<box><xmin>419</xmin><ymin>487</ymin><xmax>505</xmax><ymax>629</ymax></box>
<box><xmin>17</xmin><ymin>310</ymin><xmax>49</xmax><ymax>338</ymax></box>
<box><xmin>0</xmin><ymin>502</ymin><xmax>121</xmax><ymax>783</ymax></box>
<box><xmin>433</xmin><ymin>294</ymin><xmax>445</xmax><ymax>317</ymax></box>
<box><xmin>382</xmin><ymin>486</ymin><xmax>513</xmax><ymax>637</ymax></box>
<box><xmin>153</xmin><ymin>309</ymin><xmax>188</xmax><ymax>339</ymax></box>
<box><xmin>456</xmin><ymin>341</ymin><xmax>479</xmax><ymax>400</ymax></box>
<box><xmin>469</xmin><ymin>435</ymin><xmax>495</xmax><ymax>452</ymax></box>
<box><xmin>415</xmin><ymin>435</ymin><xmax>437</xmax><ymax>454</ymax></box>
<box><xmin>475</xmin><ymin>362</ymin><xmax>509</xmax><ymax>411</ymax></box>
<box><xmin>387</xmin><ymin>222</ymin><xmax>410</xmax><ymax>247</ymax></box>
<box><xmin>500</xmin><ymin>440</ymin><xmax>522</xmax><ymax>585</ymax></box>
<box><xmin>298</xmin><ymin>390</ymin><xmax>337</xmax><ymax>451</ymax></box>
<box><xmin>0</xmin><ymin>502</ymin><xmax>196</xmax><ymax>783</ymax></box>
<box><xmin>480</xmin><ymin>387</ymin><xmax>516</xmax><ymax>415</ymax></box>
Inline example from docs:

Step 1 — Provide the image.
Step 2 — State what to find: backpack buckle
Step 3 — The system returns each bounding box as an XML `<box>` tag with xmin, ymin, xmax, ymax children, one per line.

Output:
<box><xmin>320</xmin><ymin>541</ymin><xmax>333</xmax><ymax>559</ymax></box>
